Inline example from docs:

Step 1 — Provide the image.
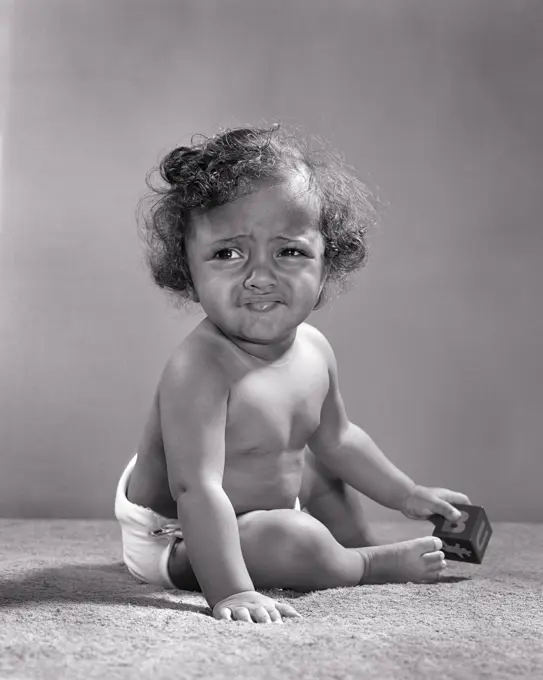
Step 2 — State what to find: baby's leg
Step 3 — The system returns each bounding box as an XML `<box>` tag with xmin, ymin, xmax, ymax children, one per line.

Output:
<box><xmin>300</xmin><ymin>448</ymin><xmax>380</xmax><ymax>547</ymax></box>
<box><xmin>167</xmin><ymin>509</ymin><xmax>446</xmax><ymax>592</ymax></box>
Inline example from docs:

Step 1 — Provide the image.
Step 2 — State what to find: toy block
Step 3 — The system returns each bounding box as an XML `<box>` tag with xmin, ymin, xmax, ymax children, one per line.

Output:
<box><xmin>429</xmin><ymin>504</ymin><xmax>492</xmax><ymax>564</ymax></box>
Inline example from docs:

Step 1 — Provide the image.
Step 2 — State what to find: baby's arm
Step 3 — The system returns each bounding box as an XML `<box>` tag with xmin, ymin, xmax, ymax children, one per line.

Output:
<box><xmin>159</xmin><ymin>352</ymin><xmax>254</xmax><ymax>607</ymax></box>
<box><xmin>159</xmin><ymin>351</ymin><xmax>300</xmax><ymax>622</ymax></box>
<box><xmin>307</xmin><ymin>330</ymin><xmax>467</xmax><ymax>520</ymax></box>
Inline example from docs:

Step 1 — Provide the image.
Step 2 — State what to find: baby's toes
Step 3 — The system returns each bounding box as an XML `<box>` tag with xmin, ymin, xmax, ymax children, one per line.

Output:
<box><xmin>431</xmin><ymin>556</ymin><xmax>447</xmax><ymax>571</ymax></box>
<box><xmin>418</xmin><ymin>536</ymin><xmax>443</xmax><ymax>555</ymax></box>
<box><xmin>430</xmin><ymin>536</ymin><xmax>443</xmax><ymax>552</ymax></box>
<box><xmin>422</xmin><ymin>550</ymin><xmax>445</xmax><ymax>566</ymax></box>
<box><xmin>426</xmin><ymin>554</ymin><xmax>447</xmax><ymax>577</ymax></box>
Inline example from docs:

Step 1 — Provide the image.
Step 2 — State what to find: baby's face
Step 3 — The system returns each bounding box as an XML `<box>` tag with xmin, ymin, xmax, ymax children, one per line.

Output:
<box><xmin>186</xmin><ymin>173</ymin><xmax>326</xmax><ymax>360</ymax></box>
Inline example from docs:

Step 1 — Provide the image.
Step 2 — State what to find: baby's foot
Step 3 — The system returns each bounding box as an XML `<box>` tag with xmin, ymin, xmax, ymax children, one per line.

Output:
<box><xmin>357</xmin><ymin>536</ymin><xmax>446</xmax><ymax>584</ymax></box>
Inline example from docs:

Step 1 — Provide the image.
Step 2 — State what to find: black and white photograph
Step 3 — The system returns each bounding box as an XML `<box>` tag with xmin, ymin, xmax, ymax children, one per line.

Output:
<box><xmin>0</xmin><ymin>1</ymin><xmax>542</xmax><ymax>678</ymax></box>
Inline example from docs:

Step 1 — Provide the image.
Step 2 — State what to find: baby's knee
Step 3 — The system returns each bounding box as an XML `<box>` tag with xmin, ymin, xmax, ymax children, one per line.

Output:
<box><xmin>242</xmin><ymin>509</ymin><xmax>330</xmax><ymax>562</ymax></box>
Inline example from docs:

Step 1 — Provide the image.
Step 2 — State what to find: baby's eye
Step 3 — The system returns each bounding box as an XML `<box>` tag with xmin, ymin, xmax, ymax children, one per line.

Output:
<box><xmin>280</xmin><ymin>248</ymin><xmax>305</xmax><ymax>257</ymax></box>
<box><xmin>212</xmin><ymin>247</ymin><xmax>305</xmax><ymax>260</ymax></box>
<box><xmin>213</xmin><ymin>248</ymin><xmax>241</xmax><ymax>260</ymax></box>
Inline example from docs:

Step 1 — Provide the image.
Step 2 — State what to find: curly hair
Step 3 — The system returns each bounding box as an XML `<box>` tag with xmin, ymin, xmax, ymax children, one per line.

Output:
<box><xmin>137</xmin><ymin>122</ymin><xmax>381</xmax><ymax>312</ymax></box>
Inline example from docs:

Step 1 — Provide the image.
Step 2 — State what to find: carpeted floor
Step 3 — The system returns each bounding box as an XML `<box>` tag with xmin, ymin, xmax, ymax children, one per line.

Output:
<box><xmin>0</xmin><ymin>519</ymin><xmax>541</xmax><ymax>680</ymax></box>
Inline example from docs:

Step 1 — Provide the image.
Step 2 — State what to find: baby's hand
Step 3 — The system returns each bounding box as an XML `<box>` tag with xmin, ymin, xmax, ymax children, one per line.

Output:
<box><xmin>401</xmin><ymin>485</ymin><xmax>471</xmax><ymax>521</ymax></box>
<box><xmin>212</xmin><ymin>590</ymin><xmax>302</xmax><ymax>624</ymax></box>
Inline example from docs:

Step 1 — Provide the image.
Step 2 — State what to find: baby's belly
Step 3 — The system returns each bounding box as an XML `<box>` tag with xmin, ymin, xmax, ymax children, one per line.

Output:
<box><xmin>128</xmin><ymin>445</ymin><xmax>306</xmax><ymax>518</ymax></box>
<box><xmin>223</xmin><ymin>448</ymin><xmax>306</xmax><ymax>515</ymax></box>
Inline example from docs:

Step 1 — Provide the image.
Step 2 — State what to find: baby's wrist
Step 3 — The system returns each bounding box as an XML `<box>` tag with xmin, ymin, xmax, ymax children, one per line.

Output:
<box><xmin>398</xmin><ymin>481</ymin><xmax>418</xmax><ymax>513</ymax></box>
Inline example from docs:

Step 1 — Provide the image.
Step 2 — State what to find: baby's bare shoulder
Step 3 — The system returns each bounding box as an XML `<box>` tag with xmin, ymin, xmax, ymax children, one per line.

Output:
<box><xmin>299</xmin><ymin>322</ymin><xmax>335</xmax><ymax>365</ymax></box>
<box><xmin>160</xmin><ymin>325</ymin><xmax>226</xmax><ymax>390</ymax></box>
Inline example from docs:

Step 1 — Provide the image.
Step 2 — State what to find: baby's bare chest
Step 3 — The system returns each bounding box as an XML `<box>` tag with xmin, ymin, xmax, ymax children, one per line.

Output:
<box><xmin>224</xmin><ymin>358</ymin><xmax>329</xmax><ymax>456</ymax></box>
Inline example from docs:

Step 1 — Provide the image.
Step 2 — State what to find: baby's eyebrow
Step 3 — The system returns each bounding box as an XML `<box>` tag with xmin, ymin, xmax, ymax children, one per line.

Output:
<box><xmin>212</xmin><ymin>234</ymin><xmax>309</xmax><ymax>245</ymax></box>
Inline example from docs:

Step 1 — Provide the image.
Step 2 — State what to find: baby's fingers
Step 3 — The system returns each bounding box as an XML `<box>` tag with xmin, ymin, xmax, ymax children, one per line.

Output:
<box><xmin>439</xmin><ymin>500</ymin><xmax>462</xmax><ymax>522</ymax></box>
<box><xmin>251</xmin><ymin>606</ymin><xmax>272</xmax><ymax>624</ymax></box>
<box><xmin>452</xmin><ymin>492</ymin><xmax>471</xmax><ymax>505</ymax></box>
<box><xmin>275</xmin><ymin>602</ymin><xmax>302</xmax><ymax>619</ymax></box>
<box><xmin>437</xmin><ymin>488</ymin><xmax>471</xmax><ymax>506</ymax></box>
<box><xmin>231</xmin><ymin>607</ymin><xmax>252</xmax><ymax>622</ymax></box>
<box><xmin>268</xmin><ymin>608</ymin><xmax>283</xmax><ymax>624</ymax></box>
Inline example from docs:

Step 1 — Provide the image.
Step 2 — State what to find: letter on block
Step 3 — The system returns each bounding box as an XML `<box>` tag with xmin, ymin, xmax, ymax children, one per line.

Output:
<box><xmin>429</xmin><ymin>504</ymin><xmax>492</xmax><ymax>564</ymax></box>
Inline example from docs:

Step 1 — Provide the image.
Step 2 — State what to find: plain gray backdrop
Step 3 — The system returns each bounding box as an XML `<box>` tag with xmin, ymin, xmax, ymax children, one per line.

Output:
<box><xmin>0</xmin><ymin>0</ymin><xmax>541</xmax><ymax>521</ymax></box>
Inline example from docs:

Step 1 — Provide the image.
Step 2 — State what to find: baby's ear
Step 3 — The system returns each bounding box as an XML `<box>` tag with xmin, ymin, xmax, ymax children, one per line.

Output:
<box><xmin>314</xmin><ymin>280</ymin><xmax>327</xmax><ymax>309</ymax></box>
<box><xmin>185</xmin><ymin>284</ymin><xmax>199</xmax><ymax>303</ymax></box>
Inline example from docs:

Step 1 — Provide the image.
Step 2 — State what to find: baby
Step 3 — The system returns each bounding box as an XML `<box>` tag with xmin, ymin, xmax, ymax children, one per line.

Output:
<box><xmin>115</xmin><ymin>123</ymin><xmax>470</xmax><ymax>624</ymax></box>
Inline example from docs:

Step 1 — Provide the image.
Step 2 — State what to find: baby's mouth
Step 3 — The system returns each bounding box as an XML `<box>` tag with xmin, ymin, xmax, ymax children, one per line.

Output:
<box><xmin>246</xmin><ymin>301</ymin><xmax>281</xmax><ymax>312</ymax></box>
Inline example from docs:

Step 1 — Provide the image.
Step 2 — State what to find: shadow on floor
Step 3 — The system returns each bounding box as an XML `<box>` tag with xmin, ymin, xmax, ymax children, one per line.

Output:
<box><xmin>0</xmin><ymin>561</ymin><xmax>210</xmax><ymax>616</ymax></box>
<box><xmin>0</xmin><ymin>559</ymin><xmax>472</xmax><ymax>615</ymax></box>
